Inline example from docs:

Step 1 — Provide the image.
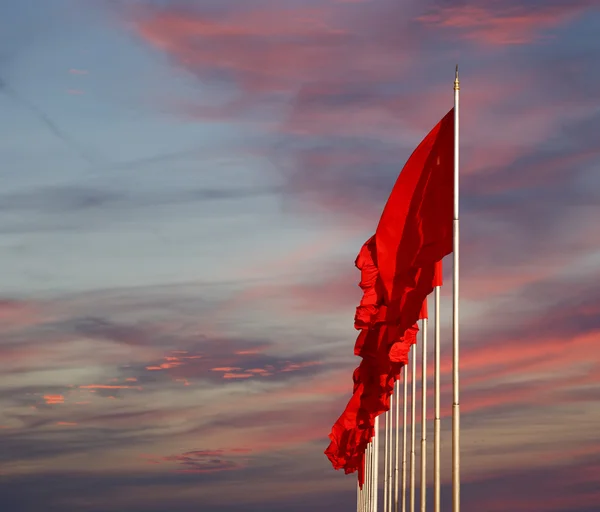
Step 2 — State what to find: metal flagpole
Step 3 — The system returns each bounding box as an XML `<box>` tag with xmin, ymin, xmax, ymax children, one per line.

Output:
<box><xmin>420</xmin><ymin>312</ymin><xmax>428</xmax><ymax>512</ymax></box>
<box><xmin>394</xmin><ymin>378</ymin><xmax>400</xmax><ymax>512</ymax></box>
<box><xmin>374</xmin><ymin>415</ymin><xmax>380</xmax><ymax>512</ymax></box>
<box><xmin>452</xmin><ymin>64</ymin><xmax>461</xmax><ymax>512</ymax></box>
<box><xmin>384</xmin><ymin>410</ymin><xmax>389</xmax><ymax>512</ymax></box>
<box><xmin>434</xmin><ymin>285</ymin><xmax>441</xmax><ymax>512</ymax></box>
<box><xmin>389</xmin><ymin>393</ymin><xmax>395</xmax><ymax>512</ymax></box>
<box><xmin>358</xmin><ymin>479</ymin><xmax>362</xmax><ymax>512</ymax></box>
<box><xmin>366</xmin><ymin>443</ymin><xmax>371</xmax><ymax>512</ymax></box>
<box><xmin>365</xmin><ymin>444</ymin><xmax>370</xmax><ymax>512</ymax></box>
<box><xmin>402</xmin><ymin>368</ymin><xmax>408</xmax><ymax>512</ymax></box>
<box><xmin>363</xmin><ymin>446</ymin><xmax>367</xmax><ymax>512</ymax></box>
<box><xmin>368</xmin><ymin>442</ymin><xmax>373</xmax><ymax>512</ymax></box>
<box><xmin>410</xmin><ymin>348</ymin><xmax>416</xmax><ymax>512</ymax></box>
<box><xmin>389</xmin><ymin>395</ymin><xmax>394</xmax><ymax>512</ymax></box>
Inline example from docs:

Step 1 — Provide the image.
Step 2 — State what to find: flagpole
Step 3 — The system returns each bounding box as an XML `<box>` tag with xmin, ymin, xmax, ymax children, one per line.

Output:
<box><xmin>365</xmin><ymin>441</ymin><xmax>373</xmax><ymax>512</ymax></box>
<box><xmin>363</xmin><ymin>446</ymin><xmax>367</xmax><ymax>512</ymax></box>
<box><xmin>384</xmin><ymin>409</ymin><xmax>390</xmax><ymax>512</ymax></box>
<box><xmin>374</xmin><ymin>415</ymin><xmax>380</xmax><ymax>512</ymax></box>
<box><xmin>433</xmin><ymin>285</ymin><xmax>441</xmax><ymax>512</ymax></box>
<box><xmin>452</xmin><ymin>64</ymin><xmax>461</xmax><ymax>512</ymax></box>
<box><xmin>366</xmin><ymin>443</ymin><xmax>370</xmax><ymax>512</ymax></box>
<box><xmin>410</xmin><ymin>348</ymin><xmax>416</xmax><ymax>512</ymax></box>
<box><xmin>402</xmin><ymin>369</ymin><xmax>408</xmax><ymax>512</ymax></box>
<box><xmin>389</xmin><ymin>393</ymin><xmax>395</xmax><ymax>512</ymax></box>
<box><xmin>394</xmin><ymin>378</ymin><xmax>400</xmax><ymax>512</ymax></box>
<box><xmin>420</xmin><ymin>313</ymin><xmax>428</xmax><ymax>512</ymax></box>
<box><xmin>371</xmin><ymin>441</ymin><xmax>375</xmax><ymax>512</ymax></box>
<box><xmin>364</xmin><ymin>445</ymin><xmax>369</xmax><ymax>512</ymax></box>
<box><xmin>358</xmin><ymin>479</ymin><xmax>362</xmax><ymax>512</ymax></box>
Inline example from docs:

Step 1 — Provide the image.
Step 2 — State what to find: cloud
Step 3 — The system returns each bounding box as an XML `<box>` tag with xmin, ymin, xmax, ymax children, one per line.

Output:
<box><xmin>124</xmin><ymin>0</ymin><xmax>600</xmax><ymax>242</ymax></box>
<box><xmin>418</xmin><ymin>1</ymin><xmax>596</xmax><ymax>45</ymax></box>
<box><xmin>124</xmin><ymin>0</ymin><xmax>598</xmax><ymax>258</ymax></box>
<box><xmin>43</xmin><ymin>395</ymin><xmax>64</xmax><ymax>405</ymax></box>
<box><xmin>138</xmin><ymin>340</ymin><xmax>327</xmax><ymax>385</ymax></box>
<box><xmin>148</xmin><ymin>448</ymin><xmax>249</xmax><ymax>474</ymax></box>
<box><xmin>0</xmin><ymin>299</ymin><xmax>44</xmax><ymax>330</ymax></box>
<box><xmin>133</xmin><ymin>2</ymin><xmax>399</xmax><ymax>97</ymax></box>
<box><xmin>0</xmin><ymin>184</ymin><xmax>278</xmax><ymax>236</ymax></box>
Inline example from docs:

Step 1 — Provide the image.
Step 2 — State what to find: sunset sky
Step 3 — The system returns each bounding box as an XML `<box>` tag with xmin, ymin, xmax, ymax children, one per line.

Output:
<box><xmin>1</xmin><ymin>1</ymin><xmax>600</xmax><ymax>511</ymax></box>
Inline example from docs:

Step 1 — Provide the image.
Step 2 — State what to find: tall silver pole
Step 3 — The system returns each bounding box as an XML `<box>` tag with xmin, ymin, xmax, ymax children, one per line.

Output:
<box><xmin>452</xmin><ymin>65</ymin><xmax>461</xmax><ymax>512</ymax></box>
<box><xmin>420</xmin><ymin>315</ymin><xmax>428</xmax><ymax>512</ymax></box>
<box><xmin>362</xmin><ymin>444</ymin><xmax>369</xmax><ymax>512</ymax></box>
<box><xmin>364</xmin><ymin>445</ymin><xmax>367</xmax><ymax>512</ymax></box>
<box><xmin>374</xmin><ymin>415</ymin><xmax>380</xmax><ymax>512</ymax></box>
<box><xmin>366</xmin><ymin>443</ymin><xmax>371</xmax><ymax>512</ymax></box>
<box><xmin>384</xmin><ymin>410</ymin><xmax>390</xmax><ymax>512</ymax></box>
<box><xmin>402</xmin><ymin>369</ymin><xmax>408</xmax><ymax>512</ymax></box>
<box><xmin>434</xmin><ymin>286</ymin><xmax>441</xmax><ymax>512</ymax></box>
<box><xmin>370</xmin><ymin>442</ymin><xmax>374</xmax><ymax>512</ymax></box>
<box><xmin>358</xmin><ymin>478</ymin><xmax>362</xmax><ymax>512</ymax></box>
<box><xmin>410</xmin><ymin>348</ymin><xmax>416</xmax><ymax>512</ymax></box>
<box><xmin>389</xmin><ymin>394</ymin><xmax>395</xmax><ymax>512</ymax></box>
<box><xmin>394</xmin><ymin>379</ymin><xmax>400</xmax><ymax>512</ymax></box>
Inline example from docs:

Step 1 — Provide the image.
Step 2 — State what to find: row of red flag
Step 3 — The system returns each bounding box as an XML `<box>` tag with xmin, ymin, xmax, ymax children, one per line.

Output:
<box><xmin>325</xmin><ymin>108</ymin><xmax>455</xmax><ymax>485</ymax></box>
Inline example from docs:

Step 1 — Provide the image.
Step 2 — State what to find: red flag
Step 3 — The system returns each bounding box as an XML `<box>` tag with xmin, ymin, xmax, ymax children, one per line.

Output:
<box><xmin>325</xmin><ymin>109</ymin><xmax>453</xmax><ymax>473</ymax></box>
<box><xmin>375</xmin><ymin>110</ymin><xmax>454</xmax><ymax>360</ymax></box>
<box><xmin>434</xmin><ymin>260</ymin><xmax>444</xmax><ymax>287</ymax></box>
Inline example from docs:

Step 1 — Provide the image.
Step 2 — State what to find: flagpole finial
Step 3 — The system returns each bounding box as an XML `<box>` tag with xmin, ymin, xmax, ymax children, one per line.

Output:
<box><xmin>454</xmin><ymin>65</ymin><xmax>460</xmax><ymax>91</ymax></box>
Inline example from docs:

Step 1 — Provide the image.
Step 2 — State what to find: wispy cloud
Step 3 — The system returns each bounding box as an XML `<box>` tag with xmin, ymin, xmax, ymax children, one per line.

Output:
<box><xmin>418</xmin><ymin>1</ymin><xmax>597</xmax><ymax>45</ymax></box>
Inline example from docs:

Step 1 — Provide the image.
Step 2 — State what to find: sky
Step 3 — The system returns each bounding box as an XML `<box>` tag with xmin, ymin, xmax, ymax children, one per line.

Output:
<box><xmin>0</xmin><ymin>0</ymin><xmax>599</xmax><ymax>511</ymax></box>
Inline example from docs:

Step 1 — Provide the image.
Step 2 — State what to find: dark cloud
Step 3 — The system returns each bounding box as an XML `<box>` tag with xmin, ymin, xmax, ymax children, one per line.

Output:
<box><xmin>128</xmin><ymin>335</ymin><xmax>328</xmax><ymax>386</ymax></box>
<box><xmin>0</xmin><ymin>184</ymin><xmax>278</xmax><ymax>216</ymax></box>
<box><xmin>0</xmin><ymin>187</ymin><xmax>123</xmax><ymax>214</ymax></box>
<box><xmin>67</xmin><ymin>316</ymin><xmax>160</xmax><ymax>347</ymax></box>
<box><xmin>0</xmin><ymin>423</ymin><xmax>156</xmax><ymax>464</ymax></box>
<box><xmin>0</xmin><ymin>454</ymin><xmax>599</xmax><ymax>512</ymax></box>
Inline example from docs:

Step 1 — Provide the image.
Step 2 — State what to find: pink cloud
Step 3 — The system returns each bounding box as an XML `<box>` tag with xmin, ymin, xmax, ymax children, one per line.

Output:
<box><xmin>79</xmin><ymin>384</ymin><xmax>142</xmax><ymax>390</ymax></box>
<box><xmin>418</xmin><ymin>3</ymin><xmax>594</xmax><ymax>45</ymax></box>
<box><xmin>234</xmin><ymin>349</ymin><xmax>262</xmax><ymax>355</ymax></box>
<box><xmin>280</xmin><ymin>361</ymin><xmax>321</xmax><ymax>372</ymax></box>
<box><xmin>222</xmin><ymin>372</ymin><xmax>254</xmax><ymax>379</ymax></box>
<box><xmin>43</xmin><ymin>394</ymin><xmax>64</xmax><ymax>405</ymax></box>
<box><xmin>132</xmin><ymin>2</ymin><xmax>419</xmax><ymax>123</ymax></box>
<box><xmin>0</xmin><ymin>299</ymin><xmax>44</xmax><ymax>330</ymax></box>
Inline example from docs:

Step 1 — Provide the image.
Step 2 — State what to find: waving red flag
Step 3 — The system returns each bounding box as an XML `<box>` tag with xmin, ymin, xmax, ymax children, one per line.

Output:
<box><xmin>325</xmin><ymin>109</ymin><xmax>453</xmax><ymax>474</ymax></box>
<box><xmin>377</xmin><ymin>110</ymin><xmax>454</xmax><ymax>360</ymax></box>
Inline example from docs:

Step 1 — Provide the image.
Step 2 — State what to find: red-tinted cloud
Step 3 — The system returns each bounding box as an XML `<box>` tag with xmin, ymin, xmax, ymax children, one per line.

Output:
<box><xmin>79</xmin><ymin>384</ymin><xmax>142</xmax><ymax>390</ymax></box>
<box><xmin>134</xmin><ymin>3</ymin><xmax>415</xmax><ymax>102</ymax></box>
<box><xmin>418</xmin><ymin>2</ymin><xmax>595</xmax><ymax>45</ymax></box>
<box><xmin>43</xmin><ymin>395</ymin><xmax>64</xmax><ymax>405</ymax></box>
<box><xmin>0</xmin><ymin>299</ymin><xmax>45</xmax><ymax>331</ymax></box>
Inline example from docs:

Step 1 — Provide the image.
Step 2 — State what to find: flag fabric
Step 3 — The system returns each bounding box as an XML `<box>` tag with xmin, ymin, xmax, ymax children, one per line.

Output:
<box><xmin>376</xmin><ymin>109</ymin><xmax>454</xmax><ymax>361</ymax></box>
<box><xmin>325</xmin><ymin>108</ymin><xmax>454</xmax><ymax>476</ymax></box>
